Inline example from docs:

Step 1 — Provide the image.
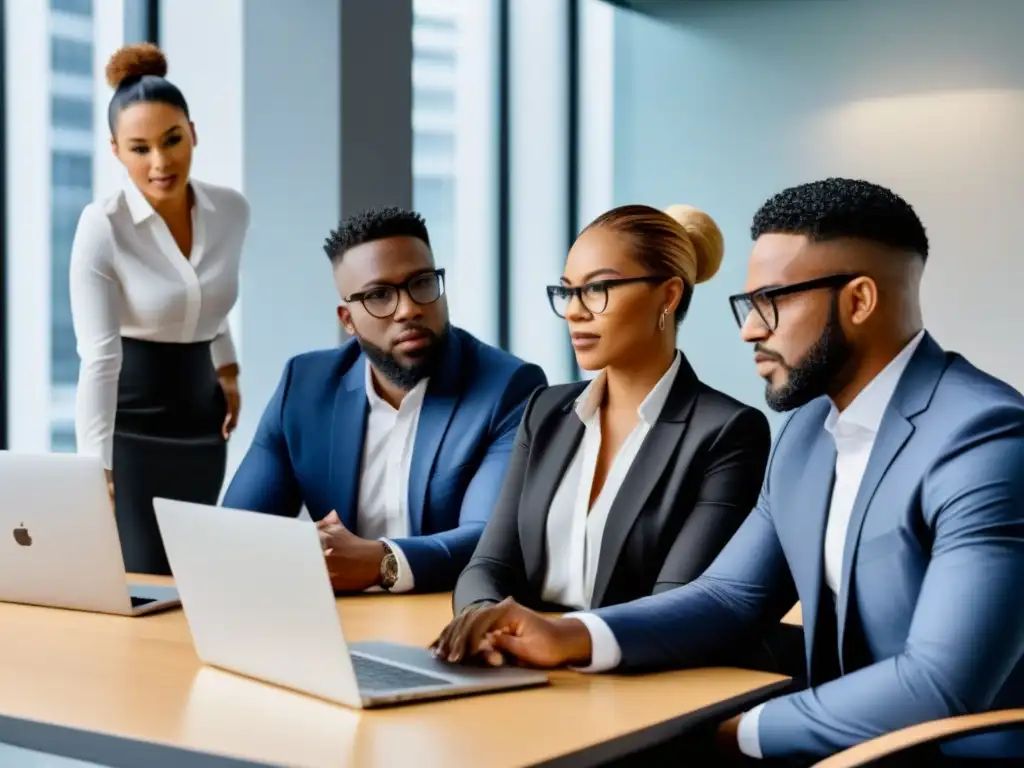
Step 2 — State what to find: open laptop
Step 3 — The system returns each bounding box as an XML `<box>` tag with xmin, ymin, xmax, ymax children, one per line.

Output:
<box><xmin>153</xmin><ymin>498</ymin><xmax>549</xmax><ymax>709</ymax></box>
<box><xmin>0</xmin><ymin>451</ymin><xmax>180</xmax><ymax>616</ymax></box>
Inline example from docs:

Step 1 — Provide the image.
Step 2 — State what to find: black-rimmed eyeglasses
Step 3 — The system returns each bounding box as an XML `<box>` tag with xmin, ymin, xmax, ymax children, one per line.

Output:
<box><xmin>728</xmin><ymin>273</ymin><xmax>860</xmax><ymax>331</ymax></box>
<box><xmin>546</xmin><ymin>275</ymin><xmax>669</xmax><ymax>318</ymax></box>
<box><xmin>344</xmin><ymin>269</ymin><xmax>446</xmax><ymax>319</ymax></box>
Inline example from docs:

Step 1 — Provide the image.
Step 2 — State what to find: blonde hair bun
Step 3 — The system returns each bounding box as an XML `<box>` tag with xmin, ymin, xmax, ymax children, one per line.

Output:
<box><xmin>105</xmin><ymin>43</ymin><xmax>168</xmax><ymax>89</ymax></box>
<box><xmin>663</xmin><ymin>204</ymin><xmax>724</xmax><ymax>284</ymax></box>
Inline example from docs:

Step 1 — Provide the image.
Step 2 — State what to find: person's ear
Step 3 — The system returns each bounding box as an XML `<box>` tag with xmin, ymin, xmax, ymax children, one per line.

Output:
<box><xmin>109</xmin><ymin>136</ymin><xmax>119</xmax><ymax>158</ymax></box>
<box><xmin>337</xmin><ymin>305</ymin><xmax>356</xmax><ymax>336</ymax></box>
<box><xmin>846</xmin><ymin>276</ymin><xmax>879</xmax><ymax>326</ymax></box>
<box><xmin>189</xmin><ymin>121</ymin><xmax>198</xmax><ymax>147</ymax></box>
<box><xmin>663</xmin><ymin>276</ymin><xmax>684</xmax><ymax>316</ymax></box>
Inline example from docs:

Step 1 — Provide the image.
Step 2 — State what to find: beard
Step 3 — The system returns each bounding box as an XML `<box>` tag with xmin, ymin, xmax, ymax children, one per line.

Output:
<box><xmin>357</xmin><ymin>323</ymin><xmax>448</xmax><ymax>391</ymax></box>
<box><xmin>763</xmin><ymin>297</ymin><xmax>852</xmax><ymax>413</ymax></box>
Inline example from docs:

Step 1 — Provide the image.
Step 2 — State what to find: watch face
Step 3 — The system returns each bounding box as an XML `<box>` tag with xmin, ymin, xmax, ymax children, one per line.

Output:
<box><xmin>381</xmin><ymin>553</ymin><xmax>398</xmax><ymax>588</ymax></box>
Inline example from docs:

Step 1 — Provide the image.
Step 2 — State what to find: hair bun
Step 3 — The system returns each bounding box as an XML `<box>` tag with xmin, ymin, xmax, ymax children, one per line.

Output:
<box><xmin>663</xmin><ymin>204</ymin><xmax>724</xmax><ymax>284</ymax></box>
<box><xmin>105</xmin><ymin>43</ymin><xmax>168</xmax><ymax>89</ymax></box>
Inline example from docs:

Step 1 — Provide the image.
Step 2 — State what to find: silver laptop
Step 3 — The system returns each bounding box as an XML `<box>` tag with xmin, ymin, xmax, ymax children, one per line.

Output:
<box><xmin>153</xmin><ymin>498</ymin><xmax>549</xmax><ymax>709</ymax></box>
<box><xmin>0</xmin><ymin>451</ymin><xmax>180</xmax><ymax>616</ymax></box>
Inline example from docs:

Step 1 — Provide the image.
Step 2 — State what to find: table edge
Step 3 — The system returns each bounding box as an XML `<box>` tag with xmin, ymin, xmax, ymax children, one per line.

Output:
<box><xmin>532</xmin><ymin>676</ymin><xmax>794</xmax><ymax>768</ymax></box>
<box><xmin>0</xmin><ymin>676</ymin><xmax>792</xmax><ymax>768</ymax></box>
<box><xmin>0</xmin><ymin>712</ymin><xmax>276</xmax><ymax>768</ymax></box>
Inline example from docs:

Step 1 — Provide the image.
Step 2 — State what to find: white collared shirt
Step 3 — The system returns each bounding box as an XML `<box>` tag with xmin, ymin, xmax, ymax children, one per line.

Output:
<box><xmin>820</xmin><ymin>330</ymin><xmax>926</xmax><ymax>597</ymax></box>
<box><xmin>541</xmin><ymin>353</ymin><xmax>681</xmax><ymax>610</ymax></box>
<box><xmin>570</xmin><ymin>331</ymin><xmax>927</xmax><ymax>760</ymax></box>
<box><xmin>354</xmin><ymin>362</ymin><xmax>427</xmax><ymax>593</ymax></box>
<box><xmin>733</xmin><ymin>329</ymin><xmax>926</xmax><ymax>758</ymax></box>
<box><xmin>70</xmin><ymin>179</ymin><xmax>249</xmax><ymax>469</ymax></box>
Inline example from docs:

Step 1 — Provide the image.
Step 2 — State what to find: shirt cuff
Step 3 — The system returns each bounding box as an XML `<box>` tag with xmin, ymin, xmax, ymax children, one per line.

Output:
<box><xmin>210</xmin><ymin>326</ymin><xmax>238</xmax><ymax>370</ymax></box>
<box><xmin>563</xmin><ymin>612</ymin><xmax>622</xmax><ymax>673</ymax></box>
<box><xmin>76</xmin><ymin>435</ymin><xmax>113</xmax><ymax>471</ymax></box>
<box><xmin>380</xmin><ymin>538</ymin><xmax>415</xmax><ymax>593</ymax></box>
<box><xmin>737</xmin><ymin>703</ymin><xmax>765</xmax><ymax>759</ymax></box>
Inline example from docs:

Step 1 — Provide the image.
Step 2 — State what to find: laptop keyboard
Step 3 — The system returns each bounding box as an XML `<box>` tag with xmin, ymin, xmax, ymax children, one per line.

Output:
<box><xmin>350</xmin><ymin>654</ymin><xmax>450</xmax><ymax>691</ymax></box>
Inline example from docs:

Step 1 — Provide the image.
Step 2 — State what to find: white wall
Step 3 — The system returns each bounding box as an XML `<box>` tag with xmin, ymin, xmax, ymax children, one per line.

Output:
<box><xmin>613</xmin><ymin>0</ymin><xmax>1024</xmax><ymax>426</ymax></box>
<box><xmin>447</xmin><ymin>0</ymin><xmax>501</xmax><ymax>346</ymax></box>
<box><xmin>507</xmin><ymin>0</ymin><xmax>574</xmax><ymax>385</ymax></box>
<box><xmin>160</xmin><ymin>0</ymin><xmax>248</xmax><ymax>471</ymax></box>
<box><xmin>160</xmin><ymin>0</ymin><xmax>343</xmax><ymax>477</ymax></box>
<box><xmin>237</xmin><ymin>0</ymin><xmax>343</xmax><ymax>468</ymax></box>
<box><xmin>4</xmin><ymin>0</ymin><xmax>51</xmax><ymax>451</ymax></box>
<box><xmin>159</xmin><ymin>0</ymin><xmax>244</xmax><ymax>191</ymax></box>
<box><xmin>161</xmin><ymin>1</ymin><xmax>419</xmax><ymax>484</ymax></box>
<box><xmin>577</xmin><ymin>0</ymin><xmax>614</xmax><ymax>230</ymax></box>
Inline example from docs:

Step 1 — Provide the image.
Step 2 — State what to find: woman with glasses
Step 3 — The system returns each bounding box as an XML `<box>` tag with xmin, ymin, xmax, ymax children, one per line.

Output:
<box><xmin>70</xmin><ymin>44</ymin><xmax>248</xmax><ymax>574</ymax></box>
<box><xmin>439</xmin><ymin>204</ymin><xmax>772</xmax><ymax>636</ymax></box>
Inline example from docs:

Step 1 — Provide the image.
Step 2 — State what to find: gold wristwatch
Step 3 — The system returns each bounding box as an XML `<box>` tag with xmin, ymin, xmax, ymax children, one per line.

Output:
<box><xmin>379</xmin><ymin>541</ymin><xmax>399</xmax><ymax>591</ymax></box>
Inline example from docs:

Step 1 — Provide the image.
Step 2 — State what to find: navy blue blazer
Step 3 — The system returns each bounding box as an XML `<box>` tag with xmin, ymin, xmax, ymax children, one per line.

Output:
<box><xmin>590</xmin><ymin>333</ymin><xmax>1024</xmax><ymax>761</ymax></box>
<box><xmin>222</xmin><ymin>327</ymin><xmax>547</xmax><ymax>592</ymax></box>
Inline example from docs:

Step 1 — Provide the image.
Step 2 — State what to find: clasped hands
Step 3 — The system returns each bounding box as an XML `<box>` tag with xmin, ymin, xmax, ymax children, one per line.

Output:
<box><xmin>316</xmin><ymin>510</ymin><xmax>387</xmax><ymax>592</ymax></box>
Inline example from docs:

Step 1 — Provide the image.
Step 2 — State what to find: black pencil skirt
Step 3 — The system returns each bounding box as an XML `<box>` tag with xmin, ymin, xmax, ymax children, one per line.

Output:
<box><xmin>112</xmin><ymin>337</ymin><xmax>227</xmax><ymax>575</ymax></box>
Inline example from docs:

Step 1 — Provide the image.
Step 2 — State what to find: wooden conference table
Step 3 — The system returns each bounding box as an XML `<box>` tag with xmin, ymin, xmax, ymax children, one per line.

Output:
<box><xmin>0</xmin><ymin>576</ymin><xmax>793</xmax><ymax>768</ymax></box>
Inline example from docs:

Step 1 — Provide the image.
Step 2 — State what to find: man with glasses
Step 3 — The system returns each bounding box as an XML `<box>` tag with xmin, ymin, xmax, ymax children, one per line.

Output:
<box><xmin>223</xmin><ymin>207</ymin><xmax>546</xmax><ymax>595</ymax></box>
<box><xmin>433</xmin><ymin>179</ymin><xmax>1024</xmax><ymax>764</ymax></box>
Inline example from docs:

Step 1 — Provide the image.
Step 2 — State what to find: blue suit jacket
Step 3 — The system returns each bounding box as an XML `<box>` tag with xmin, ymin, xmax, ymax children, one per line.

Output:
<box><xmin>591</xmin><ymin>333</ymin><xmax>1024</xmax><ymax>760</ymax></box>
<box><xmin>222</xmin><ymin>327</ymin><xmax>547</xmax><ymax>593</ymax></box>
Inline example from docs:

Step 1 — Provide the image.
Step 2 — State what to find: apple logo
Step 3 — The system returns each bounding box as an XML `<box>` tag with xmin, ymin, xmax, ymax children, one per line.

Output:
<box><xmin>12</xmin><ymin>524</ymin><xmax>32</xmax><ymax>547</ymax></box>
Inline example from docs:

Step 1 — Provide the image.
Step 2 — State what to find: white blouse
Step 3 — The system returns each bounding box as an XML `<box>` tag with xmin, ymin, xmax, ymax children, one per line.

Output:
<box><xmin>540</xmin><ymin>353</ymin><xmax>681</xmax><ymax>610</ymax></box>
<box><xmin>69</xmin><ymin>178</ymin><xmax>250</xmax><ymax>469</ymax></box>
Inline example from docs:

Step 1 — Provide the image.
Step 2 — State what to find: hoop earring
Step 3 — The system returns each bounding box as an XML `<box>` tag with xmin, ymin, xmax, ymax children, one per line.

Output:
<box><xmin>658</xmin><ymin>310</ymin><xmax>667</xmax><ymax>332</ymax></box>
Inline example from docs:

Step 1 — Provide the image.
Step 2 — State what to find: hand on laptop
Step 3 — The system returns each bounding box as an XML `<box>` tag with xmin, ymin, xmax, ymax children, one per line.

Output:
<box><xmin>430</xmin><ymin>598</ymin><xmax>593</xmax><ymax>669</ymax></box>
<box><xmin>316</xmin><ymin>510</ymin><xmax>387</xmax><ymax>592</ymax></box>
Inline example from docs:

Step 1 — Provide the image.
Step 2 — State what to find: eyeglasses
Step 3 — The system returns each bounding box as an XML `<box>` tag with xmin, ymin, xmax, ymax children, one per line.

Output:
<box><xmin>728</xmin><ymin>273</ymin><xmax>860</xmax><ymax>331</ymax></box>
<box><xmin>546</xmin><ymin>275</ymin><xmax>669</xmax><ymax>318</ymax></box>
<box><xmin>344</xmin><ymin>269</ymin><xmax>446</xmax><ymax>319</ymax></box>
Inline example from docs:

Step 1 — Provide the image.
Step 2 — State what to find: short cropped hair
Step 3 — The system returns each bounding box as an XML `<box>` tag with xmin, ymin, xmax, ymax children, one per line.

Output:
<box><xmin>751</xmin><ymin>178</ymin><xmax>929</xmax><ymax>260</ymax></box>
<box><xmin>323</xmin><ymin>207</ymin><xmax>431</xmax><ymax>264</ymax></box>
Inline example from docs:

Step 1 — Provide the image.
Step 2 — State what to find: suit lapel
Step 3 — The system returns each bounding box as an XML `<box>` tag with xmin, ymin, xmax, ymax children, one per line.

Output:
<box><xmin>520</xmin><ymin>408</ymin><xmax>584</xmax><ymax>594</ymax></box>
<box><xmin>794</xmin><ymin>425</ymin><xmax>838</xmax><ymax>679</ymax></box>
<box><xmin>589</xmin><ymin>356</ymin><xmax>700</xmax><ymax>608</ymax></box>
<box><xmin>835</xmin><ymin>333</ymin><xmax>946</xmax><ymax>664</ymax></box>
<box><xmin>834</xmin><ymin>416</ymin><xmax>912</xmax><ymax>663</ymax></box>
<box><xmin>407</xmin><ymin>333</ymin><xmax>464</xmax><ymax>536</ymax></box>
<box><xmin>328</xmin><ymin>359</ymin><xmax>369</xmax><ymax>529</ymax></box>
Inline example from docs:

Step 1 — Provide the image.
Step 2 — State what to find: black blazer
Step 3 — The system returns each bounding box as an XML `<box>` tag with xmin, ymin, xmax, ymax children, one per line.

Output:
<box><xmin>453</xmin><ymin>353</ymin><xmax>771</xmax><ymax>614</ymax></box>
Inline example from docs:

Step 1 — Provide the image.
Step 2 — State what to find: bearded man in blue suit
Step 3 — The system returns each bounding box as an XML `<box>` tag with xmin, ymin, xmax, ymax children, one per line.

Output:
<box><xmin>433</xmin><ymin>180</ymin><xmax>1024</xmax><ymax>764</ymax></box>
<box><xmin>224</xmin><ymin>207</ymin><xmax>546</xmax><ymax>595</ymax></box>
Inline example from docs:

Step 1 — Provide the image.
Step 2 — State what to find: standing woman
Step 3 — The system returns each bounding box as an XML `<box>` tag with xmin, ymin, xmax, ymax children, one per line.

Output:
<box><xmin>70</xmin><ymin>43</ymin><xmax>248</xmax><ymax>574</ymax></box>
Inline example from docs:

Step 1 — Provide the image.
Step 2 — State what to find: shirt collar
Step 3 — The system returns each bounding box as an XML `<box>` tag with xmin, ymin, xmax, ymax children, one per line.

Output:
<box><xmin>122</xmin><ymin>178</ymin><xmax>215</xmax><ymax>225</ymax></box>
<box><xmin>364</xmin><ymin>357</ymin><xmax>429</xmax><ymax>412</ymax></box>
<box><xmin>574</xmin><ymin>352</ymin><xmax>682</xmax><ymax>427</ymax></box>
<box><xmin>824</xmin><ymin>329</ymin><xmax>926</xmax><ymax>437</ymax></box>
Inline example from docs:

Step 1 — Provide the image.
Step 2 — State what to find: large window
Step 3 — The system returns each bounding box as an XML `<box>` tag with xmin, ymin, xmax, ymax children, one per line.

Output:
<box><xmin>412</xmin><ymin>0</ymin><xmax>500</xmax><ymax>347</ymax></box>
<box><xmin>49</xmin><ymin>0</ymin><xmax>96</xmax><ymax>451</ymax></box>
<box><xmin>410</xmin><ymin>0</ymin><xmax>581</xmax><ymax>384</ymax></box>
<box><xmin>3</xmin><ymin>0</ymin><xmax>155</xmax><ymax>454</ymax></box>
